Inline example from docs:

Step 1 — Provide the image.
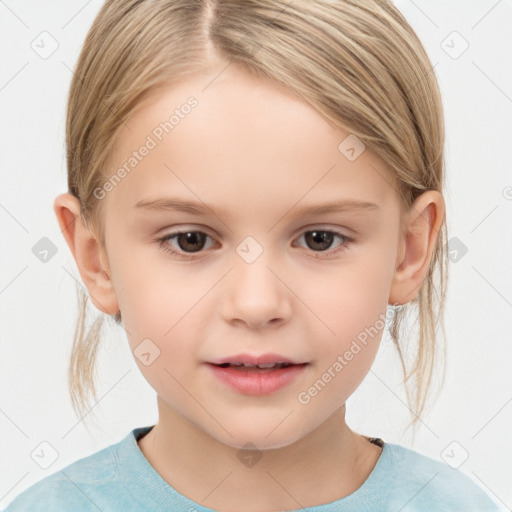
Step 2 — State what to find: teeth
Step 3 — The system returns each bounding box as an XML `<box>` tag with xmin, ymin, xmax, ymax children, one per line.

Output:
<box><xmin>218</xmin><ymin>362</ymin><xmax>291</xmax><ymax>369</ymax></box>
<box><xmin>240</xmin><ymin>362</ymin><xmax>288</xmax><ymax>369</ymax></box>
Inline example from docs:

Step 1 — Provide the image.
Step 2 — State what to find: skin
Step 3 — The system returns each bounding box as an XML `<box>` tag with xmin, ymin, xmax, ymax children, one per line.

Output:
<box><xmin>54</xmin><ymin>61</ymin><xmax>444</xmax><ymax>511</ymax></box>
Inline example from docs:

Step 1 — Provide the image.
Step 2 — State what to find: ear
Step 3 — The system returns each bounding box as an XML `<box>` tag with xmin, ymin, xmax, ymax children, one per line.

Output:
<box><xmin>388</xmin><ymin>190</ymin><xmax>445</xmax><ymax>305</ymax></box>
<box><xmin>53</xmin><ymin>193</ymin><xmax>119</xmax><ymax>316</ymax></box>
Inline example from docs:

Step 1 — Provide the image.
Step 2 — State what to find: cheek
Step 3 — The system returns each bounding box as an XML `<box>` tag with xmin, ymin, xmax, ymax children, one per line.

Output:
<box><xmin>112</xmin><ymin>239</ymin><xmax>190</xmax><ymax>318</ymax></box>
<box><xmin>110</xmin><ymin>253</ymin><xmax>192</xmax><ymax>358</ymax></box>
<box><xmin>308</xmin><ymin>256</ymin><xmax>393</xmax><ymax>339</ymax></box>
<box><xmin>118</xmin><ymin>281</ymin><xmax>202</xmax><ymax>399</ymax></box>
<box><xmin>302</xmin><ymin>303</ymin><xmax>385</xmax><ymax>411</ymax></box>
<box><xmin>300</xmin><ymin>258</ymin><xmax>392</xmax><ymax>395</ymax></box>
<box><xmin>114</xmin><ymin>261</ymin><xmax>220</xmax><ymax>377</ymax></box>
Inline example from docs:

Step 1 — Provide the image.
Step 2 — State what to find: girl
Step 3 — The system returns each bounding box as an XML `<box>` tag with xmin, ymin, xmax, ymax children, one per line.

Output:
<box><xmin>4</xmin><ymin>0</ymin><xmax>504</xmax><ymax>510</ymax></box>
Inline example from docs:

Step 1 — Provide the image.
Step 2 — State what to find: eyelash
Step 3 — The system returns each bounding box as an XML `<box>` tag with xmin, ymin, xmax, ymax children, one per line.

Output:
<box><xmin>157</xmin><ymin>228</ymin><xmax>354</xmax><ymax>259</ymax></box>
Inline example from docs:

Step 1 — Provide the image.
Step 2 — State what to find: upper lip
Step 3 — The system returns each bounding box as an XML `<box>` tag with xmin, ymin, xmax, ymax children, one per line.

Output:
<box><xmin>208</xmin><ymin>353</ymin><xmax>307</xmax><ymax>365</ymax></box>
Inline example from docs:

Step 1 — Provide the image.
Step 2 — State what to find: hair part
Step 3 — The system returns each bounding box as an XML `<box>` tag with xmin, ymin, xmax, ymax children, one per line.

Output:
<box><xmin>65</xmin><ymin>0</ymin><xmax>448</xmax><ymax>435</ymax></box>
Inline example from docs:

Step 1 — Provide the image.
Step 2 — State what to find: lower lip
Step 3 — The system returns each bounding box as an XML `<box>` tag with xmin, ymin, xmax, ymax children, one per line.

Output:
<box><xmin>205</xmin><ymin>363</ymin><xmax>308</xmax><ymax>396</ymax></box>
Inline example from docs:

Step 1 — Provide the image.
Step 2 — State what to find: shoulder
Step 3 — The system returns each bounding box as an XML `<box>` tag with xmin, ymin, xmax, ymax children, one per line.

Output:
<box><xmin>2</xmin><ymin>440</ymin><xmax>132</xmax><ymax>511</ymax></box>
<box><xmin>380</xmin><ymin>443</ymin><xmax>504</xmax><ymax>512</ymax></box>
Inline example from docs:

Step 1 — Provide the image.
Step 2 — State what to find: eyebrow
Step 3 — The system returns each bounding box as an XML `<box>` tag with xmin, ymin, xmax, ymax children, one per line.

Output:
<box><xmin>134</xmin><ymin>197</ymin><xmax>380</xmax><ymax>218</ymax></box>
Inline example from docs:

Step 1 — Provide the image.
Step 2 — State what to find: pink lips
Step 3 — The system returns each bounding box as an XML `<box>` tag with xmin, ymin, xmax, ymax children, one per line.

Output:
<box><xmin>205</xmin><ymin>361</ymin><xmax>308</xmax><ymax>396</ymax></box>
<box><xmin>208</xmin><ymin>352</ymin><xmax>307</xmax><ymax>366</ymax></box>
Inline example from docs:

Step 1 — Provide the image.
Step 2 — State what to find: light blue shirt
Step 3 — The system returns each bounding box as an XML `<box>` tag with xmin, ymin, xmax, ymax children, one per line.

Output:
<box><xmin>3</xmin><ymin>425</ymin><xmax>504</xmax><ymax>511</ymax></box>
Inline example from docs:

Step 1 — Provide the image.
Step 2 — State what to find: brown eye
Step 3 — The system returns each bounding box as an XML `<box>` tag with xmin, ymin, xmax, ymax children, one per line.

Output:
<box><xmin>159</xmin><ymin>230</ymin><xmax>214</xmax><ymax>258</ymax></box>
<box><xmin>173</xmin><ymin>231</ymin><xmax>207</xmax><ymax>253</ymax></box>
<box><xmin>294</xmin><ymin>229</ymin><xmax>353</xmax><ymax>257</ymax></box>
<box><xmin>304</xmin><ymin>230</ymin><xmax>336</xmax><ymax>251</ymax></box>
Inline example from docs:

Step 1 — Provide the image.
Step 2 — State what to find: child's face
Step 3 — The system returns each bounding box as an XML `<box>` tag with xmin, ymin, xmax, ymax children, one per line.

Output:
<box><xmin>100</xmin><ymin>64</ymin><xmax>403</xmax><ymax>449</ymax></box>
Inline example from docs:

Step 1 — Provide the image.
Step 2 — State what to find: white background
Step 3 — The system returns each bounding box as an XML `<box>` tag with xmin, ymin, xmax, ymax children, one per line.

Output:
<box><xmin>1</xmin><ymin>0</ymin><xmax>511</xmax><ymax>509</ymax></box>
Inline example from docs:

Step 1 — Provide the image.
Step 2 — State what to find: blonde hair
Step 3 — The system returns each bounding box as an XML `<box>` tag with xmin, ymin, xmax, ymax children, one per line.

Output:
<box><xmin>66</xmin><ymin>0</ymin><xmax>448</xmax><ymax>432</ymax></box>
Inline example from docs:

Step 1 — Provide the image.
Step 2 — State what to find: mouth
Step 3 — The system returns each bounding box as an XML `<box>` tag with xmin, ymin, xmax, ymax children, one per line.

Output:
<box><xmin>207</xmin><ymin>353</ymin><xmax>308</xmax><ymax>367</ymax></box>
<box><xmin>205</xmin><ymin>361</ymin><xmax>309</xmax><ymax>395</ymax></box>
<box><xmin>211</xmin><ymin>362</ymin><xmax>305</xmax><ymax>372</ymax></box>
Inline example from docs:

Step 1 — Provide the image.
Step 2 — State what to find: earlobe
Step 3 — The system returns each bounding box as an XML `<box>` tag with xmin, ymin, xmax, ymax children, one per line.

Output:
<box><xmin>53</xmin><ymin>193</ymin><xmax>119</xmax><ymax>316</ymax></box>
<box><xmin>388</xmin><ymin>191</ymin><xmax>445</xmax><ymax>305</ymax></box>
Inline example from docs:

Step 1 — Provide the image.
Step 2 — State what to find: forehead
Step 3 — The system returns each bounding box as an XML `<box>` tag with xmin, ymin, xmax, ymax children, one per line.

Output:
<box><xmin>103</xmin><ymin>65</ymin><xmax>397</xmax><ymax>217</ymax></box>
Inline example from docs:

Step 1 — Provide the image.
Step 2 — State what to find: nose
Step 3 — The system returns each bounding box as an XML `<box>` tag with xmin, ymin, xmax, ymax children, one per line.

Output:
<box><xmin>221</xmin><ymin>249</ymin><xmax>292</xmax><ymax>330</ymax></box>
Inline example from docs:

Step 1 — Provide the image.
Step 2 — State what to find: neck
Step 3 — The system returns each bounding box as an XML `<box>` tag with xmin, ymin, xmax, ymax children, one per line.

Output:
<box><xmin>137</xmin><ymin>397</ymin><xmax>382</xmax><ymax>511</ymax></box>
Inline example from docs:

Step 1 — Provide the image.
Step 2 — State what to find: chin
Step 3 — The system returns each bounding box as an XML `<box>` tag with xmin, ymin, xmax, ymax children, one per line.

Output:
<box><xmin>210</xmin><ymin>423</ymin><xmax>307</xmax><ymax>452</ymax></box>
